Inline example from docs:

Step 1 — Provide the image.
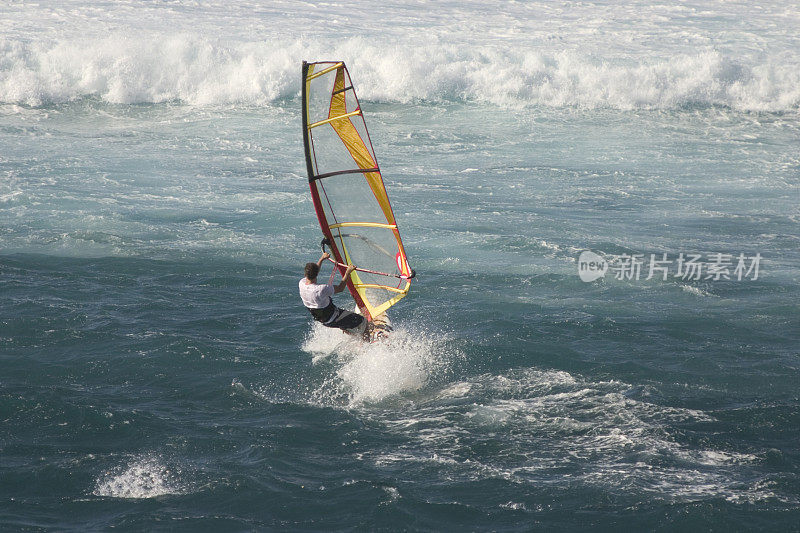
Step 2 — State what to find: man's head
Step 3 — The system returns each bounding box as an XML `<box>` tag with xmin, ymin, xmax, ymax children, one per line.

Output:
<box><xmin>305</xmin><ymin>262</ymin><xmax>320</xmax><ymax>280</ymax></box>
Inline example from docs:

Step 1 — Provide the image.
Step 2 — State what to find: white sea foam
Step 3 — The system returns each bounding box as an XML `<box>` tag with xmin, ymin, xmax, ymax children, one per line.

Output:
<box><xmin>680</xmin><ymin>284</ymin><xmax>715</xmax><ymax>297</ymax></box>
<box><xmin>362</xmin><ymin>367</ymin><xmax>783</xmax><ymax>504</ymax></box>
<box><xmin>4</xmin><ymin>39</ymin><xmax>797</xmax><ymax>111</ymax></box>
<box><xmin>302</xmin><ymin>320</ymin><xmax>458</xmax><ymax>406</ymax></box>
<box><xmin>1</xmin><ymin>3</ymin><xmax>798</xmax><ymax>112</ymax></box>
<box><xmin>93</xmin><ymin>455</ymin><xmax>187</xmax><ymax>499</ymax></box>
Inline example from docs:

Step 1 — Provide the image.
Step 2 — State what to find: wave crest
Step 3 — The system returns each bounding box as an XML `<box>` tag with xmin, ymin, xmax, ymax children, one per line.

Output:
<box><xmin>1</xmin><ymin>35</ymin><xmax>798</xmax><ymax>111</ymax></box>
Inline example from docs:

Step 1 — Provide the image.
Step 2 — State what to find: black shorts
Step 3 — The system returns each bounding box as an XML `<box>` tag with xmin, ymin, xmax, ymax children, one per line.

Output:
<box><xmin>308</xmin><ymin>303</ymin><xmax>364</xmax><ymax>331</ymax></box>
<box><xmin>323</xmin><ymin>308</ymin><xmax>364</xmax><ymax>330</ymax></box>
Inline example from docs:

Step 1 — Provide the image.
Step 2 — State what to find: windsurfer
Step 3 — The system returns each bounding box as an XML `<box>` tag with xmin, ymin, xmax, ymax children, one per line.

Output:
<box><xmin>299</xmin><ymin>252</ymin><xmax>365</xmax><ymax>332</ymax></box>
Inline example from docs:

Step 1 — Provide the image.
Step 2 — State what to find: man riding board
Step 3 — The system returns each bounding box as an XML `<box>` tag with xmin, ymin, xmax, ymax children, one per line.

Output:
<box><xmin>299</xmin><ymin>252</ymin><xmax>366</xmax><ymax>333</ymax></box>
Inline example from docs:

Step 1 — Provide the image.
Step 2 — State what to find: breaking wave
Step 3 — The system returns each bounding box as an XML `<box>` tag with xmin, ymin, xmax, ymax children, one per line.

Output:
<box><xmin>1</xmin><ymin>35</ymin><xmax>798</xmax><ymax>111</ymax></box>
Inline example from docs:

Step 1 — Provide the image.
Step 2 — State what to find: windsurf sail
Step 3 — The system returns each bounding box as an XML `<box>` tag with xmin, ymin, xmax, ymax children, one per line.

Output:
<box><xmin>301</xmin><ymin>61</ymin><xmax>413</xmax><ymax>321</ymax></box>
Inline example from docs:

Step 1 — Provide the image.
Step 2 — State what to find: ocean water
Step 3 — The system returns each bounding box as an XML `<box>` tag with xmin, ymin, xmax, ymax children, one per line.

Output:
<box><xmin>1</xmin><ymin>1</ymin><xmax>799</xmax><ymax>530</ymax></box>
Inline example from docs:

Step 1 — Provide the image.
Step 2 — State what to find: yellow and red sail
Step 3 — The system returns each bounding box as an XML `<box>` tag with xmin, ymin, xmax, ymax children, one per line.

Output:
<box><xmin>301</xmin><ymin>61</ymin><xmax>413</xmax><ymax>321</ymax></box>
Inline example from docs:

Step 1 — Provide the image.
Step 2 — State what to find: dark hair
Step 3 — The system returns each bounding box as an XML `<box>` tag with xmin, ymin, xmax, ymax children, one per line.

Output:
<box><xmin>305</xmin><ymin>262</ymin><xmax>320</xmax><ymax>280</ymax></box>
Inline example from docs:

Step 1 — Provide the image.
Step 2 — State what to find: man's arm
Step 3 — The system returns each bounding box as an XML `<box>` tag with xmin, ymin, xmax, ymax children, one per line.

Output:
<box><xmin>317</xmin><ymin>252</ymin><xmax>330</xmax><ymax>267</ymax></box>
<box><xmin>334</xmin><ymin>264</ymin><xmax>356</xmax><ymax>294</ymax></box>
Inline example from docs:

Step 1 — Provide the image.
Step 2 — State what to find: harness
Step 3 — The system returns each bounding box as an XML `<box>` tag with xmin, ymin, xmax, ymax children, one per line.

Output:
<box><xmin>307</xmin><ymin>298</ymin><xmax>342</xmax><ymax>325</ymax></box>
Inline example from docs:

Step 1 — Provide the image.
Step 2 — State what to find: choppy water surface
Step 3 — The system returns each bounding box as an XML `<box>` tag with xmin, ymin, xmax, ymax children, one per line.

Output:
<box><xmin>1</xmin><ymin>1</ymin><xmax>799</xmax><ymax>530</ymax></box>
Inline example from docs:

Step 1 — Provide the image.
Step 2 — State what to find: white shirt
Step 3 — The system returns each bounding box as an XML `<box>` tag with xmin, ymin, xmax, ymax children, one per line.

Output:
<box><xmin>299</xmin><ymin>278</ymin><xmax>334</xmax><ymax>309</ymax></box>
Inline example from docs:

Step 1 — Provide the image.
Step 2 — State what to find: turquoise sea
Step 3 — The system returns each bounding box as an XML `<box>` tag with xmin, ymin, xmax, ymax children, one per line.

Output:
<box><xmin>1</xmin><ymin>1</ymin><xmax>799</xmax><ymax>530</ymax></box>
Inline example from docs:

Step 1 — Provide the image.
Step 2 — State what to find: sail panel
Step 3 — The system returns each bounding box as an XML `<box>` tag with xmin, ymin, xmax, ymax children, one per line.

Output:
<box><xmin>313</xmin><ymin>175</ymin><xmax>387</xmax><ymax>224</ymax></box>
<box><xmin>309</xmin><ymin>125</ymin><xmax>367</xmax><ymax>176</ymax></box>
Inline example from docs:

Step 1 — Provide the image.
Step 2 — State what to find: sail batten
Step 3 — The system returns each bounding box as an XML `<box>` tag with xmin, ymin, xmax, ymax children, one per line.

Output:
<box><xmin>308</xmin><ymin>109</ymin><xmax>362</xmax><ymax>129</ymax></box>
<box><xmin>306</xmin><ymin>62</ymin><xmax>344</xmax><ymax>81</ymax></box>
<box><xmin>329</xmin><ymin>222</ymin><xmax>398</xmax><ymax>229</ymax></box>
<box><xmin>311</xmin><ymin>167</ymin><xmax>380</xmax><ymax>181</ymax></box>
<box><xmin>301</xmin><ymin>60</ymin><xmax>412</xmax><ymax>321</ymax></box>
